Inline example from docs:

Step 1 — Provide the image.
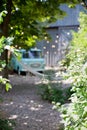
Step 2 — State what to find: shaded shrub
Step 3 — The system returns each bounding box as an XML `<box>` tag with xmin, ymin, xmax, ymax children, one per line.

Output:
<box><xmin>62</xmin><ymin>86</ymin><xmax>73</xmax><ymax>102</ymax></box>
<box><xmin>39</xmin><ymin>82</ymin><xmax>72</xmax><ymax>104</ymax></box>
<box><xmin>0</xmin><ymin>118</ymin><xmax>15</xmax><ymax>130</ymax></box>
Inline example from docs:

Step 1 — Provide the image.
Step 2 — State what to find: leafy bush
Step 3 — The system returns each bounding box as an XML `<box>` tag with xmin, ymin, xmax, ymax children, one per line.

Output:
<box><xmin>39</xmin><ymin>77</ymin><xmax>72</xmax><ymax>104</ymax></box>
<box><xmin>53</xmin><ymin>12</ymin><xmax>87</xmax><ymax>130</ymax></box>
<box><xmin>0</xmin><ymin>119</ymin><xmax>15</xmax><ymax>130</ymax></box>
<box><xmin>39</xmin><ymin>69</ymin><xmax>73</xmax><ymax>104</ymax></box>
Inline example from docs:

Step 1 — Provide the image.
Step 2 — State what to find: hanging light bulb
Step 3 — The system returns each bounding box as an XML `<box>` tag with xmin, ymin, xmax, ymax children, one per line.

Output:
<box><xmin>47</xmin><ymin>40</ymin><xmax>49</xmax><ymax>43</ymax></box>
<box><xmin>43</xmin><ymin>46</ymin><xmax>46</xmax><ymax>49</ymax></box>
<box><xmin>47</xmin><ymin>51</ymin><xmax>49</xmax><ymax>54</ymax></box>
<box><xmin>56</xmin><ymin>34</ymin><xmax>59</xmax><ymax>38</ymax></box>
<box><xmin>44</xmin><ymin>36</ymin><xmax>47</xmax><ymax>40</ymax></box>
<box><xmin>52</xmin><ymin>45</ymin><xmax>55</xmax><ymax>48</ymax></box>
<box><xmin>55</xmin><ymin>40</ymin><xmax>58</xmax><ymax>43</ymax></box>
<box><xmin>67</xmin><ymin>32</ymin><xmax>70</xmax><ymax>35</ymax></box>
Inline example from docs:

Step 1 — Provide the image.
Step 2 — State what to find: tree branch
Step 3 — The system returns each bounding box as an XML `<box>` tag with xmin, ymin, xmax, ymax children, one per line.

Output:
<box><xmin>2</xmin><ymin>0</ymin><xmax>13</xmax><ymax>37</ymax></box>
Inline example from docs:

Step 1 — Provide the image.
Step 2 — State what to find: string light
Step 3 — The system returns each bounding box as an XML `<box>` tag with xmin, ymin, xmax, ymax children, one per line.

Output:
<box><xmin>44</xmin><ymin>36</ymin><xmax>47</xmax><ymax>40</ymax></box>
<box><xmin>67</xmin><ymin>32</ymin><xmax>70</xmax><ymax>35</ymax></box>
<box><xmin>47</xmin><ymin>51</ymin><xmax>49</xmax><ymax>54</ymax></box>
<box><xmin>55</xmin><ymin>40</ymin><xmax>58</xmax><ymax>43</ymax></box>
<box><xmin>43</xmin><ymin>46</ymin><xmax>46</xmax><ymax>49</ymax></box>
<box><xmin>47</xmin><ymin>40</ymin><xmax>49</xmax><ymax>43</ymax></box>
<box><xmin>56</xmin><ymin>34</ymin><xmax>59</xmax><ymax>38</ymax></box>
<box><xmin>52</xmin><ymin>45</ymin><xmax>55</xmax><ymax>48</ymax></box>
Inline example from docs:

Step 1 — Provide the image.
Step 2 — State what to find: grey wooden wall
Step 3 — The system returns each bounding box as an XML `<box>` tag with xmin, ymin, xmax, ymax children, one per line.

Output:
<box><xmin>37</xmin><ymin>4</ymin><xmax>85</xmax><ymax>67</ymax></box>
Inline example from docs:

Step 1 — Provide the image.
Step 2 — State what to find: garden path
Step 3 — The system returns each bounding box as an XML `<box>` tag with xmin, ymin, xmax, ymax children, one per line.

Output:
<box><xmin>0</xmin><ymin>74</ymin><xmax>62</xmax><ymax>130</ymax></box>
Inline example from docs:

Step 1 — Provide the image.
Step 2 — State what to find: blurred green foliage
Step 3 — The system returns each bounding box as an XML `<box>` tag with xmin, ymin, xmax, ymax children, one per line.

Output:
<box><xmin>54</xmin><ymin>12</ymin><xmax>87</xmax><ymax>130</ymax></box>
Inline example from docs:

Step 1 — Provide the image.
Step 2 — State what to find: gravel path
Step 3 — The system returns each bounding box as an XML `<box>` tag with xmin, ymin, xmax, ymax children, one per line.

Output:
<box><xmin>0</xmin><ymin>75</ymin><xmax>62</xmax><ymax>130</ymax></box>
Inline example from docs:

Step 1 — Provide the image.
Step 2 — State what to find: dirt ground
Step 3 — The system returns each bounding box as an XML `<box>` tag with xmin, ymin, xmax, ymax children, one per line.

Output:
<box><xmin>0</xmin><ymin>74</ymin><xmax>63</xmax><ymax>130</ymax></box>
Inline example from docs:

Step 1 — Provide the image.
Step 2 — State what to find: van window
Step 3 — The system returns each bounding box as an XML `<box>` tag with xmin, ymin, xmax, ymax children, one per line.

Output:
<box><xmin>30</xmin><ymin>51</ymin><xmax>41</xmax><ymax>58</ymax></box>
<box><xmin>22</xmin><ymin>50</ymin><xmax>42</xmax><ymax>59</ymax></box>
<box><xmin>22</xmin><ymin>52</ymin><xmax>29</xmax><ymax>58</ymax></box>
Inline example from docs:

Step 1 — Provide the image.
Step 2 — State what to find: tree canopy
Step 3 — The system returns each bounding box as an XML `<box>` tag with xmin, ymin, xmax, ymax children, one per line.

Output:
<box><xmin>0</xmin><ymin>0</ymin><xmax>85</xmax><ymax>49</ymax></box>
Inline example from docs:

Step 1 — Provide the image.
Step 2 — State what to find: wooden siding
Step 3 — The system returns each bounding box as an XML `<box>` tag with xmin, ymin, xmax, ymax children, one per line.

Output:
<box><xmin>37</xmin><ymin>4</ymin><xmax>85</xmax><ymax>67</ymax></box>
<box><xmin>49</xmin><ymin>4</ymin><xmax>84</xmax><ymax>27</ymax></box>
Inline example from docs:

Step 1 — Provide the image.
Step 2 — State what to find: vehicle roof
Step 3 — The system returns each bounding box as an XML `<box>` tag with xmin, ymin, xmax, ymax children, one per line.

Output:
<box><xmin>30</xmin><ymin>48</ymin><xmax>41</xmax><ymax>51</ymax></box>
<box><xmin>18</xmin><ymin>48</ymin><xmax>41</xmax><ymax>52</ymax></box>
<box><xmin>19</xmin><ymin>49</ymin><xmax>26</xmax><ymax>52</ymax></box>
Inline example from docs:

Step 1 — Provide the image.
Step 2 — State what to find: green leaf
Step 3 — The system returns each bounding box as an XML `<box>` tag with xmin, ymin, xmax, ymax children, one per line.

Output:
<box><xmin>6</xmin><ymin>83</ymin><xmax>12</xmax><ymax>92</ymax></box>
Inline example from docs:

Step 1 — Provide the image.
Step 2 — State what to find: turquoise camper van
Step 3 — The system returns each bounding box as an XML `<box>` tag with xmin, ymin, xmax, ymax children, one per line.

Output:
<box><xmin>10</xmin><ymin>48</ymin><xmax>45</xmax><ymax>75</ymax></box>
